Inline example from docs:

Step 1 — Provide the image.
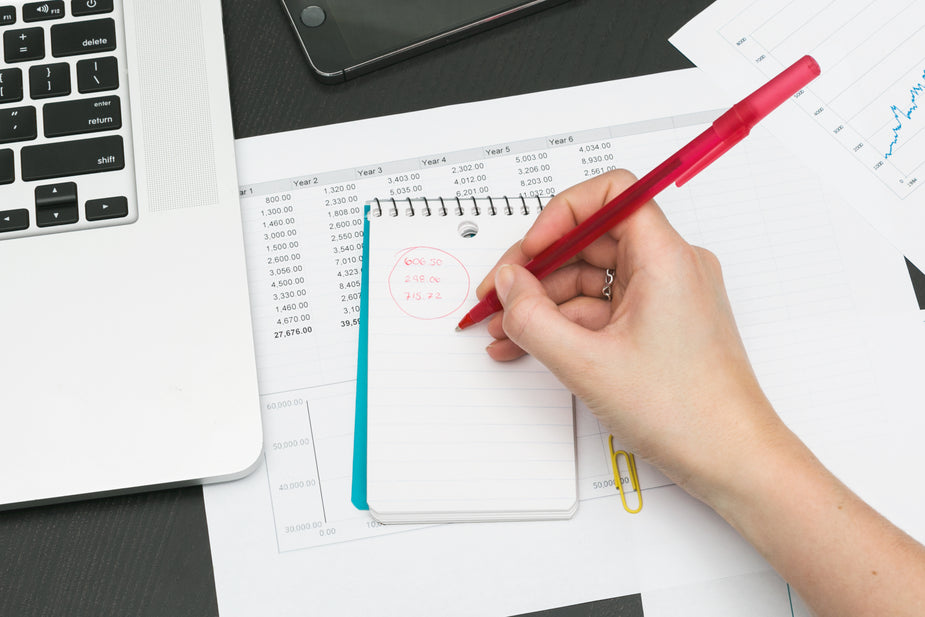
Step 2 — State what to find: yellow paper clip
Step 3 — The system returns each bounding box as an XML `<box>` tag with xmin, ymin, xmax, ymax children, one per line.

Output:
<box><xmin>609</xmin><ymin>435</ymin><xmax>642</xmax><ymax>514</ymax></box>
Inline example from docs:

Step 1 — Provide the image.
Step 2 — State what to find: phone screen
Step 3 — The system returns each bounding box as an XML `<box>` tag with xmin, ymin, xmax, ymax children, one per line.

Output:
<box><xmin>325</xmin><ymin>0</ymin><xmax>533</xmax><ymax>61</ymax></box>
<box><xmin>283</xmin><ymin>0</ymin><xmax>567</xmax><ymax>82</ymax></box>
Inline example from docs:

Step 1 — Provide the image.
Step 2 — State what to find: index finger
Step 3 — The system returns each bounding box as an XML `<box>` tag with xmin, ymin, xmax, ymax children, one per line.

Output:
<box><xmin>475</xmin><ymin>239</ymin><xmax>528</xmax><ymax>299</ymax></box>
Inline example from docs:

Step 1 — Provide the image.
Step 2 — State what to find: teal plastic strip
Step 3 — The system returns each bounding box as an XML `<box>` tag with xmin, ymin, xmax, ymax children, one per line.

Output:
<box><xmin>350</xmin><ymin>204</ymin><xmax>372</xmax><ymax>510</ymax></box>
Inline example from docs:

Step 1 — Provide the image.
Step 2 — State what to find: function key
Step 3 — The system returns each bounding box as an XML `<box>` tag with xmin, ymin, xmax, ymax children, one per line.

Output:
<box><xmin>0</xmin><ymin>208</ymin><xmax>30</xmax><ymax>233</ymax></box>
<box><xmin>0</xmin><ymin>6</ymin><xmax>15</xmax><ymax>26</ymax></box>
<box><xmin>23</xmin><ymin>1</ymin><xmax>65</xmax><ymax>22</ymax></box>
<box><xmin>29</xmin><ymin>62</ymin><xmax>70</xmax><ymax>98</ymax></box>
<box><xmin>51</xmin><ymin>18</ymin><xmax>115</xmax><ymax>57</ymax></box>
<box><xmin>3</xmin><ymin>27</ymin><xmax>45</xmax><ymax>63</ymax></box>
<box><xmin>0</xmin><ymin>106</ymin><xmax>37</xmax><ymax>144</ymax></box>
<box><xmin>76</xmin><ymin>56</ymin><xmax>118</xmax><ymax>93</ymax></box>
<box><xmin>72</xmin><ymin>0</ymin><xmax>113</xmax><ymax>17</ymax></box>
<box><xmin>0</xmin><ymin>148</ymin><xmax>14</xmax><ymax>184</ymax></box>
<box><xmin>0</xmin><ymin>68</ymin><xmax>24</xmax><ymax>103</ymax></box>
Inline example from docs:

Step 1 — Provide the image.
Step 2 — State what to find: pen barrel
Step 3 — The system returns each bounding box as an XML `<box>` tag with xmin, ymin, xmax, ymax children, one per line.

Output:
<box><xmin>462</xmin><ymin>288</ymin><xmax>502</xmax><ymax>327</ymax></box>
<box><xmin>525</xmin><ymin>152</ymin><xmax>699</xmax><ymax>281</ymax></box>
<box><xmin>679</xmin><ymin>55</ymin><xmax>820</xmax><ymax>187</ymax></box>
<box><xmin>459</xmin><ymin>56</ymin><xmax>821</xmax><ymax>330</ymax></box>
<box><xmin>732</xmin><ymin>55</ymin><xmax>820</xmax><ymax>130</ymax></box>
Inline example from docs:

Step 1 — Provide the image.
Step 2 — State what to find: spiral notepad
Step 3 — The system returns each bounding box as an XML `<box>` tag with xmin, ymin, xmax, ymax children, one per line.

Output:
<box><xmin>361</xmin><ymin>196</ymin><xmax>578</xmax><ymax>524</ymax></box>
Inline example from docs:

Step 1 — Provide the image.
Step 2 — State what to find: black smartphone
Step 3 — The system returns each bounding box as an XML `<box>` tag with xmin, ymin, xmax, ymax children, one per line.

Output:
<box><xmin>280</xmin><ymin>0</ymin><xmax>570</xmax><ymax>83</ymax></box>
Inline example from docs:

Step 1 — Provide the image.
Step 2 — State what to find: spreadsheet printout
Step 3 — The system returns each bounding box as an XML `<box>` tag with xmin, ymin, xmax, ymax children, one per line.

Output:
<box><xmin>203</xmin><ymin>69</ymin><xmax>925</xmax><ymax>617</ymax></box>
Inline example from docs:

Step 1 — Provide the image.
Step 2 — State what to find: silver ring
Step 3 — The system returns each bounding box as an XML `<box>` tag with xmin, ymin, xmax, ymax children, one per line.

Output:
<box><xmin>602</xmin><ymin>268</ymin><xmax>615</xmax><ymax>300</ymax></box>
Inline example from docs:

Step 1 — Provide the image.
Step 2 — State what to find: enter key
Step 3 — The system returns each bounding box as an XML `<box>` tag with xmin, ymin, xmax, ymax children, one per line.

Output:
<box><xmin>43</xmin><ymin>95</ymin><xmax>121</xmax><ymax>138</ymax></box>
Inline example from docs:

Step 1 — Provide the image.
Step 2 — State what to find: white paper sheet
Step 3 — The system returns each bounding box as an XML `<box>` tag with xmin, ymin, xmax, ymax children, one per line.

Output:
<box><xmin>203</xmin><ymin>69</ymin><xmax>925</xmax><ymax>616</ymax></box>
<box><xmin>643</xmin><ymin>570</ymin><xmax>792</xmax><ymax>617</ymax></box>
<box><xmin>365</xmin><ymin>203</ymin><xmax>577</xmax><ymax>523</ymax></box>
<box><xmin>670</xmin><ymin>0</ymin><xmax>925</xmax><ymax>270</ymax></box>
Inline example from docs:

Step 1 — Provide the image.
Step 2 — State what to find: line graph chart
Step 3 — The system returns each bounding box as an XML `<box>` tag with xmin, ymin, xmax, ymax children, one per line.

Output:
<box><xmin>886</xmin><ymin>68</ymin><xmax>924</xmax><ymax>160</ymax></box>
<box><xmin>718</xmin><ymin>0</ymin><xmax>924</xmax><ymax>198</ymax></box>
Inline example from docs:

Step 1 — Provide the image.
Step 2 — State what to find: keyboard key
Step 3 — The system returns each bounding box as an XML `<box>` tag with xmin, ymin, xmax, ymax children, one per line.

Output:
<box><xmin>0</xmin><ymin>6</ymin><xmax>15</xmax><ymax>26</ymax></box>
<box><xmin>3</xmin><ymin>27</ymin><xmax>45</xmax><ymax>62</ymax></box>
<box><xmin>23</xmin><ymin>1</ymin><xmax>65</xmax><ymax>22</ymax></box>
<box><xmin>51</xmin><ymin>18</ymin><xmax>116</xmax><ymax>57</ymax></box>
<box><xmin>36</xmin><ymin>202</ymin><xmax>78</xmax><ymax>227</ymax></box>
<box><xmin>0</xmin><ymin>208</ymin><xmax>29</xmax><ymax>232</ymax></box>
<box><xmin>71</xmin><ymin>0</ymin><xmax>113</xmax><ymax>17</ymax></box>
<box><xmin>43</xmin><ymin>95</ymin><xmax>121</xmax><ymax>137</ymax></box>
<box><xmin>0</xmin><ymin>148</ymin><xmax>13</xmax><ymax>184</ymax></box>
<box><xmin>29</xmin><ymin>62</ymin><xmax>71</xmax><ymax>98</ymax></box>
<box><xmin>0</xmin><ymin>68</ymin><xmax>23</xmax><ymax>103</ymax></box>
<box><xmin>35</xmin><ymin>180</ymin><xmax>77</xmax><ymax>207</ymax></box>
<box><xmin>76</xmin><ymin>56</ymin><xmax>118</xmax><ymax>93</ymax></box>
<box><xmin>35</xmin><ymin>182</ymin><xmax>78</xmax><ymax>227</ymax></box>
<box><xmin>85</xmin><ymin>195</ymin><xmax>127</xmax><ymax>221</ymax></box>
<box><xmin>20</xmin><ymin>134</ymin><xmax>123</xmax><ymax>180</ymax></box>
<box><xmin>0</xmin><ymin>106</ymin><xmax>37</xmax><ymax>144</ymax></box>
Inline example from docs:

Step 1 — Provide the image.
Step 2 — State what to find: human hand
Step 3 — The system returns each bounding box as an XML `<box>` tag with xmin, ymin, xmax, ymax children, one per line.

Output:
<box><xmin>479</xmin><ymin>169</ymin><xmax>786</xmax><ymax>501</ymax></box>
<box><xmin>481</xmin><ymin>170</ymin><xmax>925</xmax><ymax>617</ymax></box>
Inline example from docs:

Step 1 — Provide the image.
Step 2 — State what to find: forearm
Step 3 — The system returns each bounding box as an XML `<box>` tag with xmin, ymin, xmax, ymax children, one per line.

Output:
<box><xmin>483</xmin><ymin>178</ymin><xmax>925</xmax><ymax>614</ymax></box>
<box><xmin>703</xmin><ymin>420</ymin><xmax>925</xmax><ymax>617</ymax></box>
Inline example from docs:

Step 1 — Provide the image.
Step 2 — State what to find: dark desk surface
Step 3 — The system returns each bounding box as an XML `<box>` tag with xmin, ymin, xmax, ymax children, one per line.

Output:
<box><xmin>0</xmin><ymin>1</ymin><xmax>712</xmax><ymax>615</ymax></box>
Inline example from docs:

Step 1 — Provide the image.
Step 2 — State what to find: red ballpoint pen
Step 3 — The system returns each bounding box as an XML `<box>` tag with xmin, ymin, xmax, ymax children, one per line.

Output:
<box><xmin>457</xmin><ymin>55</ymin><xmax>821</xmax><ymax>331</ymax></box>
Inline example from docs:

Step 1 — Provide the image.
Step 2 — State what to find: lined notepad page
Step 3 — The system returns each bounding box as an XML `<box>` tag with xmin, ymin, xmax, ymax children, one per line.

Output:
<box><xmin>365</xmin><ymin>199</ymin><xmax>577</xmax><ymax>523</ymax></box>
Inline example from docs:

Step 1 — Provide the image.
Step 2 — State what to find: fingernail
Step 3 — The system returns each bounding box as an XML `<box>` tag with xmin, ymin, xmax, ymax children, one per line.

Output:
<box><xmin>495</xmin><ymin>265</ymin><xmax>514</xmax><ymax>303</ymax></box>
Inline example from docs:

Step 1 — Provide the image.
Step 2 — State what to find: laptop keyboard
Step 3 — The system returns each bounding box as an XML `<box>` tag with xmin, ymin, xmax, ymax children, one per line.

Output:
<box><xmin>1</xmin><ymin>0</ymin><xmax>136</xmax><ymax>240</ymax></box>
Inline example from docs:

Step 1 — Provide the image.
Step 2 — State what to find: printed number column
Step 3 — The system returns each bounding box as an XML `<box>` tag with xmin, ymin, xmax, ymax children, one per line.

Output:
<box><xmin>322</xmin><ymin>181</ymin><xmax>365</xmax><ymax>331</ymax></box>
<box><xmin>260</xmin><ymin>192</ymin><xmax>314</xmax><ymax>345</ymax></box>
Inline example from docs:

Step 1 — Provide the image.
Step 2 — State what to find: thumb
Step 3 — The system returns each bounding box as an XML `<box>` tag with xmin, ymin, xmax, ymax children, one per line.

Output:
<box><xmin>494</xmin><ymin>264</ymin><xmax>596</xmax><ymax>369</ymax></box>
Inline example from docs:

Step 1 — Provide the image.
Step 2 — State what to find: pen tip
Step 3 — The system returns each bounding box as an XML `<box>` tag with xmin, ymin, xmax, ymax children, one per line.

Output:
<box><xmin>455</xmin><ymin>326</ymin><xmax>462</xmax><ymax>332</ymax></box>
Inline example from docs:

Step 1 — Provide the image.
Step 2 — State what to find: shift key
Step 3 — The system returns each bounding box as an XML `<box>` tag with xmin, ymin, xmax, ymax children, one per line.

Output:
<box><xmin>21</xmin><ymin>135</ymin><xmax>123</xmax><ymax>181</ymax></box>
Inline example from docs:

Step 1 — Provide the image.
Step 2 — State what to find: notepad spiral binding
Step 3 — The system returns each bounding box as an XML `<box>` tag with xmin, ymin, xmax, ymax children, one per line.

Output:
<box><xmin>368</xmin><ymin>196</ymin><xmax>553</xmax><ymax>218</ymax></box>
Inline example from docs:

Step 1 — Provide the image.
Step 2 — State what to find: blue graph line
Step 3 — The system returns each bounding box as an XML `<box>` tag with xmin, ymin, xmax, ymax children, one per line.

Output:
<box><xmin>885</xmin><ymin>68</ymin><xmax>925</xmax><ymax>159</ymax></box>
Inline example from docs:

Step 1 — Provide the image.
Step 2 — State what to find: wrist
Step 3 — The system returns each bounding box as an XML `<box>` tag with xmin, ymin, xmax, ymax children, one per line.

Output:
<box><xmin>688</xmin><ymin>404</ymin><xmax>828</xmax><ymax>557</ymax></box>
<box><xmin>676</xmin><ymin>393</ymin><xmax>800</xmax><ymax>517</ymax></box>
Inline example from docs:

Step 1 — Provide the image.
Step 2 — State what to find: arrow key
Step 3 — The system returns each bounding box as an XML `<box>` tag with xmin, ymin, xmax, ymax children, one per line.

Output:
<box><xmin>35</xmin><ymin>180</ymin><xmax>76</xmax><ymax>206</ymax></box>
<box><xmin>36</xmin><ymin>203</ymin><xmax>78</xmax><ymax>227</ymax></box>
<box><xmin>85</xmin><ymin>195</ymin><xmax>127</xmax><ymax>221</ymax></box>
<box><xmin>35</xmin><ymin>181</ymin><xmax>78</xmax><ymax>227</ymax></box>
<box><xmin>0</xmin><ymin>208</ymin><xmax>29</xmax><ymax>233</ymax></box>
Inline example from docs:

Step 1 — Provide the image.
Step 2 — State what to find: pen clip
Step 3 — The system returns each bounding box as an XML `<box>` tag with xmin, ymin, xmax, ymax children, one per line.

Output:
<box><xmin>609</xmin><ymin>435</ymin><xmax>642</xmax><ymax>514</ymax></box>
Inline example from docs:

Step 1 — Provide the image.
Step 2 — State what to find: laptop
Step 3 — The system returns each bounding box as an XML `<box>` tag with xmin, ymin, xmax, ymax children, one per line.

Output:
<box><xmin>0</xmin><ymin>0</ymin><xmax>262</xmax><ymax>509</ymax></box>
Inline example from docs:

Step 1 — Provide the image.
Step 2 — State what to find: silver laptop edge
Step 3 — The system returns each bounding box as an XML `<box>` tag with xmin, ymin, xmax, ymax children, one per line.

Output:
<box><xmin>0</xmin><ymin>0</ymin><xmax>262</xmax><ymax>509</ymax></box>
